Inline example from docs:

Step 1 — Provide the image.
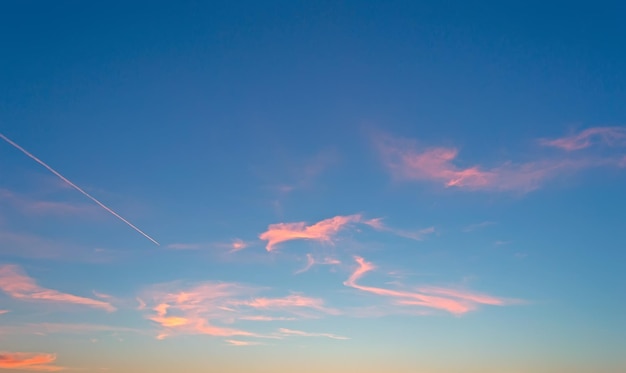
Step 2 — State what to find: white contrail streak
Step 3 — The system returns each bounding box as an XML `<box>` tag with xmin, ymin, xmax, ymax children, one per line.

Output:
<box><xmin>0</xmin><ymin>132</ymin><xmax>160</xmax><ymax>246</ymax></box>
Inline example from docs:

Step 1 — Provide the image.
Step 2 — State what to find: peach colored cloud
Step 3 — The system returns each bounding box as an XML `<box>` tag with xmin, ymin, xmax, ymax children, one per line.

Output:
<box><xmin>278</xmin><ymin>328</ymin><xmax>348</xmax><ymax>340</ymax></box>
<box><xmin>240</xmin><ymin>294</ymin><xmax>340</xmax><ymax>315</ymax></box>
<box><xmin>0</xmin><ymin>265</ymin><xmax>115</xmax><ymax>312</ymax></box>
<box><xmin>225</xmin><ymin>339</ymin><xmax>261</xmax><ymax>346</ymax></box>
<box><xmin>143</xmin><ymin>283</ymin><xmax>255</xmax><ymax>339</ymax></box>
<box><xmin>0</xmin><ymin>310</ymin><xmax>8</xmax><ymax>315</ymax></box>
<box><xmin>0</xmin><ymin>352</ymin><xmax>64</xmax><ymax>371</ymax></box>
<box><xmin>344</xmin><ymin>256</ymin><xmax>517</xmax><ymax>315</ymax></box>
<box><xmin>239</xmin><ymin>315</ymin><xmax>296</xmax><ymax>322</ymax></box>
<box><xmin>377</xmin><ymin>134</ymin><xmax>604</xmax><ymax>192</ymax></box>
<box><xmin>259</xmin><ymin>214</ymin><xmax>362</xmax><ymax>251</ymax></box>
<box><xmin>141</xmin><ymin>281</ymin><xmax>337</xmax><ymax>341</ymax></box>
<box><xmin>295</xmin><ymin>253</ymin><xmax>341</xmax><ymax>274</ymax></box>
<box><xmin>539</xmin><ymin>126</ymin><xmax>626</xmax><ymax>151</ymax></box>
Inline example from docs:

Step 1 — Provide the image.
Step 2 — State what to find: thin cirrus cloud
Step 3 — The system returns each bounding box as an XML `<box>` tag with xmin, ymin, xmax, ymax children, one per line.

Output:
<box><xmin>259</xmin><ymin>214</ymin><xmax>363</xmax><ymax>252</ymax></box>
<box><xmin>277</xmin><ymin>328</ymin><xmax>348</xmax><ymax>340</ymax></box>
<box><xmin>0</xmin><ymin>265</ymin><xmax>115</xmax><ymax>312</ymax></box>
<box><xmin>364</xmin><ymin>218</ymin><xmax>435</xmax><ymax>241</ymax></box>
<box><xmin>344</xmin><ymin>256</ymin><xmax>518</xmax><ymax>315</ymax></box>
<box><xmin>259</xmin><ymin>214</ymin><xmax>434</xmax><ymax>251</ymax></box>
<box><xmin>166</xmin><ymin>239</ymin><xmax>249</xmax><ymax>252</ymax></box>
<box><xmin>0</xmin><ymin>189</ymin><xmax>97</xmax><ymax>217</ymax></box>
<box><xmin>239</xmin><ymin>294</ymin><xmax>340</xmax><ymax>316</ymax></box>
<box><xmin>376</xmin><ymin>131</ymin><xmax>624</xmax><ymax>192</ymax></box>
<box><xmin>140</xmin><ymin>281</ymin><xmax>337</xmax><ymax>341</ymax></box>
<box><xmin>539</xmin><ymin>126</ymin><xmax>626</xmax><ymax>151</ymax></box>
<box><xmin>0</xmin><ymin>352</ymin><xmax>64</xmax><ymax>372</ymax></box>
<box><xmin>294</xmin><ymin>253</ymin><xmax>341</xmax><ymax>274</ymax></box>
<box><xmin>225</xmin><ymin>339</ymin><xmax>261</xmax><ymax>346</ymax></box>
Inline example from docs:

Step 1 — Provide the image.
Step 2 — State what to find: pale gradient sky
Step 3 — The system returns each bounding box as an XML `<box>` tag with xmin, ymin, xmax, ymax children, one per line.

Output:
<box><xmin>1</xmin><ymin>1</ymin><xmax>625</xmax><ymax>372</ymax></box>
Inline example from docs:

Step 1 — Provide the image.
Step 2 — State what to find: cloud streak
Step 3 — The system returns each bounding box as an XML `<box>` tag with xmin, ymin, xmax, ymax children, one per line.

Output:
<box><xmin>0</xmin><ymin>352</ymin><xmax>64</xmax><ymax>371</ymax></box>
<box><xmin>364</xmin><ymin>218</ymin><xmax>435</xmax><ymax>240</ymax></box>
<box><xmin>377</xmin><ymin>133</ymin><xmax>621</xmax><ymax>192</ymax></box>
<box><xmin>278</xmin><ymin>328</ymin><xmax>348</xmax><ymax>340</ymax></box>
<box><xmin>539</xmin><ymin>126</ymin><xmax>626</xmax><ymax>151</ymax></box>
<box><xmin>0</xmin><ymin>265</ymin><xmax>115</xmax><ymax>312</ymax></box>
<box><xmin>0</xmin><ymin>133</ymin><xmax>159</xmax><ymax>245</ymax></box>
<box><xmin>295</xmin><ymin>254</ymin><xmax>341</xmax><ymax>274</ymax></box>
<box><xmin>141</xmin><ymin>281</ymin><xmax>337</xmax><ymax>341</ymax></box>
<box><xmin>344</xmin><ymin>256</ymin><xmax>517</xmax><ymax>315</ymax></box>
<box><xmin>259</xmin><ymin>214</ymin><xmax>362</xmax><ymax>251</ymax></box>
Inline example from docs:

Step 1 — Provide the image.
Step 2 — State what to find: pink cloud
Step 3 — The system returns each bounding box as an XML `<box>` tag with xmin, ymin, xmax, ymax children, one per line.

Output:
<box><xmin>240</xmin><ymin>294</ymin><xmax>340</xmax><ymax>315</ymax></box>
<box><xmin>278</xmin><ymin>328</ymin><xmax>348</xmax><ymax>340</ymax></box>
<box><xmin>0</xmin><ymin>310</ymin><xmax>8</xmax><ymax>315</ymax></box>
<box><xmin>344</xmin><ymin>256</ymin><xmax>517</xmax><ymax>315</ymax></box>
<box><xmin>539</xmin><ymin>126</ymin><xmax>626</xmax><ymax>151</ymax></box>
<box><xmin>142</xmin><ymin>282</ymin><xmax>255</xmax><ymax>339</ymax></box>
<box><xmin>0</xmin><ymin>352</ymin><xmax>64</xmax><ymax>371</ymax></box>
<box><xmin>259</xmin><ymin>214</ymin><xmax>362</xmax><ymax>251</ymax></box>
<box><xmin>295</xmin><ymin>253</ymin><xmax>341</xmax><ymax>274</ymax></box>
<box><xmin>239</xmin><ymin>315</ymin><xmax>296</xmax><ymax>322</ymax></box>
<box><xmin>0</xmin><ymin>265</ymin><xmax>115</xmax><ymax>312</ymax></box>
<box><xmin>141</xmin><ymin>281</ymin><xmax>337</xmax><ymax>341</ymax></box>
<box><xmin>377</xmin><ymin>134</ymin><xmax>605</xmax><ymax>192</ymax></box>
<box><xmin>225</xmin><ymin>339</ymin><xmax>261</xmax><ymax>346</ymax></box>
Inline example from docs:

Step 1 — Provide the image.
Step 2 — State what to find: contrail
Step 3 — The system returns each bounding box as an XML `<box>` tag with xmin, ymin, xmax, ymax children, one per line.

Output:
<box><xmin>0</xmin><ymin>132</ymin><xmax>160</xmax><ymax>246</ymax></box>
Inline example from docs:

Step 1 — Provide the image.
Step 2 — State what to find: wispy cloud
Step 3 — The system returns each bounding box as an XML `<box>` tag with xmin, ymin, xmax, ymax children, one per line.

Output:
<box><xmin>295</xmin><ymin>253</ymin><xmax>341</xmax><ymax>274</ymax></box>
<box><xmin>0</xmin><ymin>189</ymin><xmax>97</xmax><ymax>217</ymax></box>
<box><xmin>344</xmin><ymin>257</ymin><xmax>518</xmax><ymax>315</ymax></box>
<box><xmin>166</xmin><ymin>239</ymin><xmax>249</xmax><ymax>252</ymax></box>
<box><xmin>0</xmin><ymin>322</ymin><xmax>141</xmax><ymax>337</ymax></box>
<box><xmin>377</xmin><ymin>133</ymin><xmax>624</xmax><ymax>192</ymax></box>
<box><xmin>0</xmin><ymin>265</ymin><xmax>115</xmax><ymax>312</ymax></box>
<box><xmin>0</xmin><ymin>133</ymin><xmax>159</xmax><ymax>246</ymax></box>
<box><xmin>277</xmin><ymin>328</ymin><xmax>348</xmax><ymax>340</ymax></box>
<box><xmin>539</xmin><ymin>126</ymin><xmax>626</xmax><ymax>151</ymax></box>
<box><xmin>463</xmin><ymin>221</ymin><xmax>496</xmax><ymax>232</ymax></box>
<box><xmin>225</xmin><ymin>339</ymin><xmax>262</xmax><ymax>346</ymax></box>
<box><xmin>145</xmin><ymin>283</ymin><xmax>255</xmax><ymax>339</ymax></box>
<box><xmin>239</xmin><ymin>294</ymin><xmax>340</xmax><ymax>316</ymax></box>
<box><xmin>364</xmin><ymin>218</ymin><xmax>435</xmax><ymax>241</ymax></box>
<box><xmin>0</xmin><ymin>310</ymin><xmax>8</xmax><ymax>315</ymax></box>
<box><xmin>239</xmin><ymin>315</ymin><xmax>296</xmax><ymax>322</ymax></box>
<box><xmin>141</xmin><ymin>281</ymin><xmax>337</xmax><ymax>341</ymax></box>
<box><xmin>0</xmin><ymin>352</ymin><xmax>64</xmax><ymax>371</ymax></box>
<box><xmin>259</xmin><ymin>214</ymin><xmax>362</xmax><ymax>252</ymax></box>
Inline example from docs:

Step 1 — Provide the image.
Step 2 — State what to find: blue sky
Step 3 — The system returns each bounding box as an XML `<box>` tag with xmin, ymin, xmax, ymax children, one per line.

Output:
<box><xmin>1</xmin><ymin>1</ymin><xmax>625</xmax><ymax>372</ymax></box>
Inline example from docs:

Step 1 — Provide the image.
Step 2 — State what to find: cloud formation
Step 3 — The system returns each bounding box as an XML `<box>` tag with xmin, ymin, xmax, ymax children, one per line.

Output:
<box><xmin>539</xmin><ymin>126</ymin><xmax>626</xmax><ymax>151</ymax></box>
<box><xmin>167</xmin><ymin>239</ymin><xmax>249</xmax><ymax>252</ymax></box>
<box><xmin>278</xmin><ymin>328</ymin><xmax>348</xmax><ymax>340</ymax></box>
<box><xmin>259</xmin><ymin>214</ymin><xmax>362</xmax><ymax>251</ymax></box>
<box><xmin>0</xmin><ymin>189</ymin><xmax>97</xmax><ymax>217</ymax></box>
<box><xmin>225</xmin><ymin>339</ymin><xmax>261</xmax><ymax>346</ymax></box>
<box><xmin>344</xmin><ymin>257</ymin><xmax>517</xmax><ymax>315</ymax></box>
<box><xmin>0</xmin><ymin>352</ymin><xmax>64</xmax><ymax>371</ymax></box>
<box><xmin>377</xmin><ymin>132</ymin><xmax>623</xmax><ymax>192</ymax></box>
<box><xmin>141</xmin><ymin>281</ymin><xmax>337</xmax><ymax>341</ymax></box>
<box><xmin>295</xmin><ymin>254</ymin><xmax>341</xmax><ymax>274</ymax></box>
<box><xmin>0</xmin><ymin>265</ymin><xmax>115</xmax><ymax>312</ymax></box>
<box><xmin>364</xmin><ymin>218</ymin><xmax>435</xmax><ymax>240</ymax></box>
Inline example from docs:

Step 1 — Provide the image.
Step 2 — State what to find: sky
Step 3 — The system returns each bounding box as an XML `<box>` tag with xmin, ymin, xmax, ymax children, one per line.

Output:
<box><xmin>1</xmin><ymin>1</ymin><xmax>625</xmax><ymax>372</ymax></box>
